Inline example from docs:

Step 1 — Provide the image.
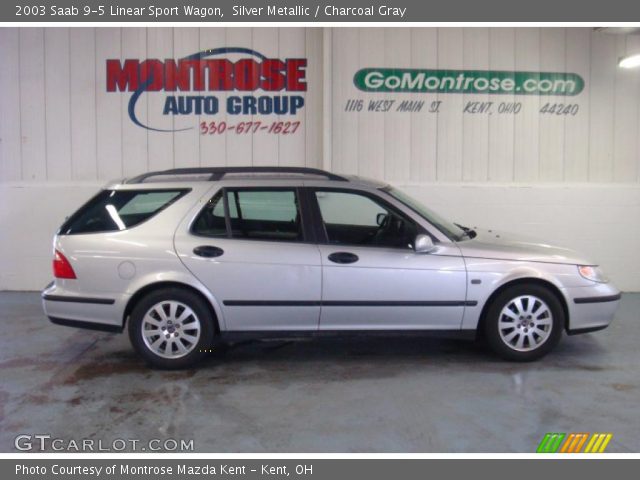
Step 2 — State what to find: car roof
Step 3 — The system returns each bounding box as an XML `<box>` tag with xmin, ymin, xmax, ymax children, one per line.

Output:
<box><xmin>106</xmin><ymin>167</ymin><xmax>387</xmax><ymax>191</ymax></box>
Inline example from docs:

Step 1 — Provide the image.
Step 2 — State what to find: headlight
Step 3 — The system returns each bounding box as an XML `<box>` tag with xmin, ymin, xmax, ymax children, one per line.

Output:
<box><xmin>578</xmin><ymin>265</ymin><xmax>609</xmax><ymax>283</ymax></box>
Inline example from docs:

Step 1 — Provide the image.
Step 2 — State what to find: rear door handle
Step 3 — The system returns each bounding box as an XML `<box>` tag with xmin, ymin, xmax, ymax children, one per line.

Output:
<box><xmin>193</xmin><ymin>245</ymin><xmax>224</xmax><ymax>258</ymax></box>
<box><xmin>328</xmin><ymin>252</ymin><xmax>359</xmax><ymax>264</ymax></box>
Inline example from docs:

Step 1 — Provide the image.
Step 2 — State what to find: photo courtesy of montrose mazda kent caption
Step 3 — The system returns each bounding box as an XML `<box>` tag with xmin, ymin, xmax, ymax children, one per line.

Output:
<box><xmin>41</xmin><ymin>167</ymin><xmax>620</xmax><ymax>369</ymax></box>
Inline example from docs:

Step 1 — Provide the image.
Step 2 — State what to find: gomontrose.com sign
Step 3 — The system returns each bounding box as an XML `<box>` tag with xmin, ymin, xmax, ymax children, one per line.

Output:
<box><xmin>354</xmin><ymin>68</ymin><xmax>584</xmax><ymax>96</ymax></box>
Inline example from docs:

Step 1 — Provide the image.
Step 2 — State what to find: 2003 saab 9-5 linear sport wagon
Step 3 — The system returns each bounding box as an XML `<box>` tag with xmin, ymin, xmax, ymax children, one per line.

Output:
<box><xmin>42</xmin><ymin>167</ymin><xmax>621</xmax><ymax>368</ymax></box>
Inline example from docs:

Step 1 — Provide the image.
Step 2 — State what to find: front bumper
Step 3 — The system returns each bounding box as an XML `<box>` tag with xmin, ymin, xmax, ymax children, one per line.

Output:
<box><xmin>562</xmin><ymin>282</ymin><xmax>621</xmax><ymax>334</ymax></box>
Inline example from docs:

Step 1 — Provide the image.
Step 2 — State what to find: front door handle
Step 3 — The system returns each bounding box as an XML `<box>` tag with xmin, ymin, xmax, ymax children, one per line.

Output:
<box><xmin>328</xmin><ymin>252</ymin><xmax>359</xmax><ymax>264</ymax></box>
<box><xmin>193</xmin><ymin>245</ymin><xmax>224</xmax><ymax>258</ymax></box>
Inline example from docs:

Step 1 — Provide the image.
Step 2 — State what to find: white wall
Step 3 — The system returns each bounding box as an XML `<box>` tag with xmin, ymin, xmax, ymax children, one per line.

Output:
<box><xmin>327</xmin><ymin>28</ymin><xmax>640</xmax><ymax>291</ymax></box>
<box><xmin>1</xmin><ymin>27</ymin><xmax>639</xmax><ymax>291</ymax></box>
<box><xmin>0</xmin><ymin>182</ymin><xmax>102</xmax><ymax>290</ymax></box>
<box><xmin>400</xmin><ymin>183</ymin><xmax>640</xmax><ymax>291</ymax></box>
<box><xmin>329</xmin><ymin>27</ymin><xmax>640</xmax><ymax>183</ymax></box>
<box><xmin>0</xmin><ymin>27</ymin><xmax>323</xmax><ymax>180</ymax></box>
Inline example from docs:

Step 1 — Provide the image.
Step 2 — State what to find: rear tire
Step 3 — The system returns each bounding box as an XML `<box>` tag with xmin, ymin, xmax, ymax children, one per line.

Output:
<box><xmin>128</xmin><ymin>287</ymin><xmax>216</xmax><ymax>369</ymax></box>
<box><xmin>484</xmin><ymin>284</ymin><xmax>564</xmax><ymax>361</ymax></box>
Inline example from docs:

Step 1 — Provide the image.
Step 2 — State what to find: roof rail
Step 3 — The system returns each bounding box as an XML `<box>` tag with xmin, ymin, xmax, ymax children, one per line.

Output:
<box><xmin>126</xmin><ymin>167</ymin><xmax>349</xmax><ymax>183</ymax></box>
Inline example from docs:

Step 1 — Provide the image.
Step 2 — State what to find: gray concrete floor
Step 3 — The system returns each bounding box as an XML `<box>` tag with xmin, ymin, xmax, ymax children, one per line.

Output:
<box><xmin>0</xmin><ymin>292</ymin><xmax>638</xmax><ymax>453</ymax></box>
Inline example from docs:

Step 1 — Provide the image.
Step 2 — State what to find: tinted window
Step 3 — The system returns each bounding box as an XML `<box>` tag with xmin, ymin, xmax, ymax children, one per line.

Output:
<box><xmin>193</xmin><ymin>189</ymin><xmax>303</xmax><ymax>242</ymax></box>
<box><xmin>383</xmin><ymin>186</ymin><xmax>465</xmax><ymax>241</ymax></box>
<box><xmin>59</xmin><ymin>189</ymin><xmax>187</xmax><ymax>235</ymax></box>
<box><xmin>191</xmin><ymin>190</ymin><xmax>227</xmax><ymax>237</ymax></box>
<box><xmin>315</xmin><ymin>190</ymin><xmax>418</xmax><ymax>249</ymax></box>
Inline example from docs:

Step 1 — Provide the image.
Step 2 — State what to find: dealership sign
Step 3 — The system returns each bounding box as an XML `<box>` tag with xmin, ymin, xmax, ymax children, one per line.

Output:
<box><xmin>354</xmin><ymin>68</ymin><xmax>584</xmax><ymax>96</ymax></box>
<box><xmin>107</xmin><ymin>47</ymin><xmax>307</xmax><ymax>132</ymax></box>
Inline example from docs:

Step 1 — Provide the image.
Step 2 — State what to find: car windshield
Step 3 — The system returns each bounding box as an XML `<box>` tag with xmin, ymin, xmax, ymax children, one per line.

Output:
<box><xmin>382</xmin><ymin>186</ymin><xmax>467</xmax><ymax>241</ymax></box>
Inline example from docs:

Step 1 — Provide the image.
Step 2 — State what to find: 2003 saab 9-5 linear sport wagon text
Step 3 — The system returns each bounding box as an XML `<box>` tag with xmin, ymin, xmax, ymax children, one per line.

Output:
<box><xmin>42</xmin><ymin>167</ymin><xmax>620</xmax><ymax>368</ymax></box>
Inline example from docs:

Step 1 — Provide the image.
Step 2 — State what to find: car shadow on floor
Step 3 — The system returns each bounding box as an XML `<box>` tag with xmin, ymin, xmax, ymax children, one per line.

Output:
<box><xmin>57</xmin><ymin>330</ymin><xmax>612</xmax><ymax>384</ymax></box>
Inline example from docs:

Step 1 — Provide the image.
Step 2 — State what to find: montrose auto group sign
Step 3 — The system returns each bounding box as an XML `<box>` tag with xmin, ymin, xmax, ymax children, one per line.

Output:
<box><xmin>107</xmin><ymin>47</ymin><xmax>306</xmax><ymax>133</ymax></box>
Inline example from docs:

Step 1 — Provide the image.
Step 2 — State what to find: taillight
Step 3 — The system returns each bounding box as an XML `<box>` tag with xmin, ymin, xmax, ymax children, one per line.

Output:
<box><xmin>53</xmin><ymin>250</ymin><xmax>76</xmax><ymax>279</ymax></box>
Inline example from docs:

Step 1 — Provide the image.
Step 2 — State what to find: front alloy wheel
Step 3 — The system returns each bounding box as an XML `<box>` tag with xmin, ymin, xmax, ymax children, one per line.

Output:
<box><xmin>497</xmin><ymin>295</ymin><xmax>553</xmax><ymax>352</ymax></box>
<box><xmin>484</xmin><ymin>284</ymin><xmax>564</xmax><ymax>361</ymax></box>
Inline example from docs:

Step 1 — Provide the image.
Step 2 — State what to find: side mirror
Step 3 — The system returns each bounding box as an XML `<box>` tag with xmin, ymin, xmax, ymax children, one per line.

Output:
<box><xmin>376</xmin><ymin>213</ymin><xmax>388</xmax><ymax>226</ymax></box>
<box><xmin>414</xmin><ymin>234</ymin><xmax>436</xmax><ymax>253</ymax></box>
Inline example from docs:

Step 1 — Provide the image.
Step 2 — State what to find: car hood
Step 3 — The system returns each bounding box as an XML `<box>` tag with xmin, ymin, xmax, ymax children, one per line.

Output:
<box><xmin>456</xmin><ymin>228</ymin><xmax>593</xmax><ymax>265</ymax></box>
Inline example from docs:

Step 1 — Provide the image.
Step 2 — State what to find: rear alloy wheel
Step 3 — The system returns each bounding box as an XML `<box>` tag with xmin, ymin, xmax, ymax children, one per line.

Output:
<box><xmin>484</xmin><ymin>284</ymin><xmax>564</xmax><ymax>361</ymax></box>
<box><xmin>129</xmin><ymin>288</ymin><xmax>215</xmax><ymax>369</ymax></box>
<box><xmin>142</xmin><ymin>301</ymin><xmax>201</xmax><ymax>359</ymax></box>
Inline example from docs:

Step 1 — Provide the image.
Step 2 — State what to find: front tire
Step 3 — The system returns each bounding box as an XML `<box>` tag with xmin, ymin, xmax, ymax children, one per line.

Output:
<box><xmin>484</xmin><ymin>284</ymin><xmax>564</xmax><ymax>361</ymax></box>
<box><xmin>128</xmin><ymin>288</ymin><xmax>216</xmax><ymax>369</ymax></box>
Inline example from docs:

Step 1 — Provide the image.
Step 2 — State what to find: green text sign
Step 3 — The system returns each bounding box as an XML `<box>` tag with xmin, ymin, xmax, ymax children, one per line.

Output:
<box><xmin>354</xmin><ymin>68</ymin><xmax>584</xmax><ymax>96</ymax></box>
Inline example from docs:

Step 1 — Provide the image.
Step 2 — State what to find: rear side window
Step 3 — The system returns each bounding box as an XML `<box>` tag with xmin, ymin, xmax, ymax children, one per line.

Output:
<box><xmin>59</xmin><ymin>189</ymin><xmax>188</xmax><ymax>235</ymax></box>
<box><xmin>192</xmin><ymin>188</ymin><xmax>304</xmax><ymax>242</ymax></box>
<box><xmin>191</xmin><ymin>190</ymin><xmax>227</xmax><ymax>237</ymax></box>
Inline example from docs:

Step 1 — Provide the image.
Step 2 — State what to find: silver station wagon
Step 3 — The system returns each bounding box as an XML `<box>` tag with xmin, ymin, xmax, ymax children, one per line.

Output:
<box><xmin>42</xmin><ymin>167</ymin><xmax>621</xmax><ymax>368</ymax></box>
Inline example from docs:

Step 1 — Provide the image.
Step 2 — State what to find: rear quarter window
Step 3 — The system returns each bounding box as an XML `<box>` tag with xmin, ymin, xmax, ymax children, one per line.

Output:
<box><xmin>59</xmin><ymin>189</ymin><xmax>189</xmax><ymax>235</ymax></box>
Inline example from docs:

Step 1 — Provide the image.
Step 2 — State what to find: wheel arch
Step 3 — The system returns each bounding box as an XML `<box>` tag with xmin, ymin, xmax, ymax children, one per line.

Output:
<box><xmin>123</xmin><ymin>281</ymin><xmax>222</xmax><ymax>333</ymax></box>
<box><xmin>476</xmin><ymin>277</ymin><xmax>570</xmax><ymax>338</ymax></box>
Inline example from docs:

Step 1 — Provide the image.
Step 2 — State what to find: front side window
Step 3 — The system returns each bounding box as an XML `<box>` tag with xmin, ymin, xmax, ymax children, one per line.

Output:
<box><xmin>59</xmin><ymin>189</ymin><xmax>187</xmax><ymax>234</ymax></box>
<box><xmin>193</xmin><ymin>188</ymin><xmax>304</xmax><ymax>242</ymax></box>
<box><xmin>382</xmin><ymin>186</ymin><xmax>466</xmax><ymax>241</ymax></box>
<box><xmin>314</xmin><ymin>190</ymin><xmax>418</xmax><ymax>249</ymax></box>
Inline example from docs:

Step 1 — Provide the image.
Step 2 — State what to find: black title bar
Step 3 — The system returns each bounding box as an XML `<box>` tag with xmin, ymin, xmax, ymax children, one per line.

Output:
<box><xmin>4</xmin><ymin>0</ymin><xmax>640</xmax><ymax>22</ymax></box>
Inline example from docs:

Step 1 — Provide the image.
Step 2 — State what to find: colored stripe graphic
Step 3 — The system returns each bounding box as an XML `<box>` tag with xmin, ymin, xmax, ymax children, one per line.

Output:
<box><xmin>584</xmin><ymin>433</ymin><xmax>613</xmax><ymax>453</ymax></box>
<box><xmin>560</xmin><ymin>433</ymin><xmax>589</xmax><ymax>453</ymax></box>
<box><xmin>537</xmin><ymin>432</ymin><xmax>613</xmax><ymax>453</ymax></box>
<box><xmin>537</xmin><ymin>433</ymin><xmax>566</xmax><ymax>453</ymax></box>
